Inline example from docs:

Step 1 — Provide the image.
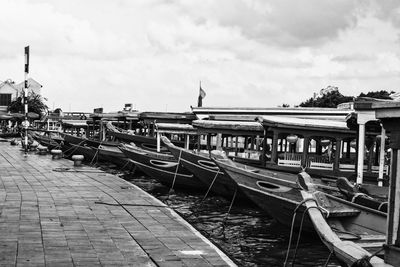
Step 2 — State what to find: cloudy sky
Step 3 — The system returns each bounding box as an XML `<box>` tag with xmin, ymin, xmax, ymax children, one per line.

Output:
<box><xmin>1</xmin><ymin>0</ymin><xmax>400</xmax><ymax>112</ymax></box>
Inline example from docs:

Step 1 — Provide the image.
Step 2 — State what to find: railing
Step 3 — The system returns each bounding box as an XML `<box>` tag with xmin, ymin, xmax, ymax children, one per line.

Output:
<box><xmin>278</xmin><ymin>153</ymin><xmax>301</xmax><ymax>167</ymax></box>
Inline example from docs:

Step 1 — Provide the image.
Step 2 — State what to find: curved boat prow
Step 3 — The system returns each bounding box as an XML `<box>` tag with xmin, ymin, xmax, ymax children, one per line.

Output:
<box><xmin>161</xmin><ymin>136</ymin><xmax>174</xmax><ymax>147</ymax></box>
<box><xmin>299</xmin><ymin>176</ymin><xmax>391</xmax><ymax>267</ymax></box>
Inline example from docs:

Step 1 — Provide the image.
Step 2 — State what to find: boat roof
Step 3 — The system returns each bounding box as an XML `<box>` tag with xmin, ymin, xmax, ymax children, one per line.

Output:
<box><xmin>192</xmin><ymin>119</ymin><xmax>264</xmax><ymax>135</ymax></box>
<box><xmin>191</xmin><ymin>106</ymin><xmax>352</xmax><ymax>116</ymax></box>
<box><xmin>139</xmin><ymin>111</ymin><xmax>197</xmax><ymax>124</ymax></box>
<box><xmin>61</xmin><ymin>120</ymin><xmax>88</xmax><ymax>127</ymax></box>
<box><xmin>90</xmin><ymin>111</ymin><xmax>140</xmax><ymax>120</ymax></box>
<box><xmin>155</xmin><ymin>123</ymin><xmax>198</xmax><ymax>135</ymax></box>
<box><xmin>257</xmin><ymin>115</ymin><xmax>353</xmax><ymax>133</ymax></box>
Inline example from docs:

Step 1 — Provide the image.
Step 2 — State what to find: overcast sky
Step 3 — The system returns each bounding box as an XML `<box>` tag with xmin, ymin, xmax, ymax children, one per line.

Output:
<box><xmin>1</xmin><ymin>0</ymin><xmax>400</xmax><ymax>112</ymax></box>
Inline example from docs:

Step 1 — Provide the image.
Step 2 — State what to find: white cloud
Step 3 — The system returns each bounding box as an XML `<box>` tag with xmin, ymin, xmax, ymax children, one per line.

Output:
<box><xmin>0</xmin><ymin>0</ymin><xmax>399</xmax><ymax>112</ymax></box>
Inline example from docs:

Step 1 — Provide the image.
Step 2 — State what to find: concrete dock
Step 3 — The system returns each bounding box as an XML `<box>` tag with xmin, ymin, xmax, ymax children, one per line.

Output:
<box><xmin>0</xmin><ymin>141</ymin><xmax>236</xmax><ymax>266</ymax></box>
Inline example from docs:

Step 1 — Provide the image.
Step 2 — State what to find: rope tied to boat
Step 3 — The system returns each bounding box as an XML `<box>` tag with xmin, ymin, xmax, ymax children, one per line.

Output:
<box><xmin>284</xmin><ymin>197</ymin><xmax>329</xmax><ymax>267</ymax></box>
<box><xmin>201</xmin><ymin>168</ymin><xmax>220</xmax><ymax>202</ymax></box>
<box><xmin>218</xmin><ymin>186</ymin><xmax>238</xmax><ymax>238</ymax></box>
<box><xmin>167</xmin><ymin>149</ymin><xmax>183</xmax><ymax>200</ymax></box>
<box><xmin>89</xmin><ymin>139</ymin><xmax>105</xmax><ymax>166</ymax></box>
<box><xmin>63</xmin><ymin>139</ymin><xmax>86</xmax><ymax>158</ymax></box>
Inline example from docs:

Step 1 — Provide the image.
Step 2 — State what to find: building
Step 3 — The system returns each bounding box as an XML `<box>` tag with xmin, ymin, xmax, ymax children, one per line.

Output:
<box><xmin>0</xmin><ymin>78</ymin><xmax>42</xmax><ymax>112</ymax></box>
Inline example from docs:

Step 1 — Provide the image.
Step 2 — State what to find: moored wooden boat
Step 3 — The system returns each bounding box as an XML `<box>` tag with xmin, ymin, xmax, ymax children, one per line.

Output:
<box><xmin>120</xmin><ymin>143</ymin><xmax>206</xmax><ymax>190</ymax></box>
<box><xmin>98</xmin><ymin>144</ymin><xmax>134</xmax><ymax>169</ymax></box>
<box><xmin>161</xmin><ymin>136</ymin><xmax>246</xmax><ymax>199</ymax></box>
<box><xmin>30</xmin><ymin>130</ymin><xmax>64</xmax><ymax>150</ymax></box>
<box><xmin>299</xmin><ymin>173</ymin><xmax>390</xmax><ymax>266</ymax></box>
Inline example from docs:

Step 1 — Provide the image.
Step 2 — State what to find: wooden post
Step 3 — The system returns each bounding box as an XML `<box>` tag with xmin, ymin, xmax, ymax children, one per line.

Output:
<box><xmin>197</xmin><ymin>135</ymin><xmax>201</xmax><ymax>152</ymax></box>
<box><xmin>357</xmin><ymin>123</ymin><xmax>366</xmax><ymax>184</ymax></box>
<box><xmin>235</xmin><ymin>136</ymin><xmax>239</xmax><ymax>156</ymax></box>
<box><xmin>334</xmin><ymin>138</ymin><xmax>342</xmax><ymax>174</ymax></box>
<box><xmin>185</xmin><ymin>134</ymin><xmax>190</xmax><ymax>150</ymax></box>
<box><xmin>261</xmin><ymin>131</ymin><xmax>267</xmax><ymax>166</ymax></box>
<box><xmin>207</xmin><ymin>134</ymin><xmax>212</xmax><ymax>151</ymax></box>
<box><xmin>378</xmin><ymin>127</ymin><xmax>386</xmax><ymax>186</ymax></box>
<box><xmin>216</xmin><ymin>133</ymin><xmax>222</xmax><ymax>151</ymax></box>
<box><xmin>156</xmin><ymin>132</ymin><xmax>161</xmax><ymax>152</ymax></box>
<box><xmin>301</xmin><ymin>136</ymin><xmax>309</xmax><ymax>167</ymax></box>
<box><xmin>271</xmin><ymin>130</ymin><xmax>279</xmax><ymax>164</ymax></box>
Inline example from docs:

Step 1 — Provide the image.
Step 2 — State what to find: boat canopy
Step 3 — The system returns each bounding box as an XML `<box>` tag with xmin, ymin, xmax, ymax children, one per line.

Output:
<box><xmin>191</xmin><ymin>106</ymin><xmax>352</xmax><ymax>121</ymax></box>
<box><xmin>139</xmin><ymin>112</ymin><xmax>197</xmax><ymax>124</ymax></box>
<box><xmin>90</xmin><ymin>111</ymin><xmax>140</xmax><ymax>121</ymax></box>
<box><xmin>155</xmin><ymin>123</ymin><xmax>198</xmax><ymax>135</ymax></box>
<box><xmin>192</xmin><ymin>119</ymin><xmax>264</xmax><ymax>135</ymax></box>
<box><xmin>257</xmin><ymin>115</ymin><xmax>353</xmax><ymax>134</ymax></box>
<box><xmin>62</xmin><ymin>120</ymin><xmax>88</xmax><ymax>127</ymax></box>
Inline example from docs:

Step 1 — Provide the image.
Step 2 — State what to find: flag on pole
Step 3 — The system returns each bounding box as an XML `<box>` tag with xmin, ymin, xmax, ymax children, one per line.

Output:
<box><xmin>24</xmin><ymin>46</ymin><xmax>29</xmax><ymax>74</ymax></box>
<box><xmin>198</xmin><ymin>82</ymin><xmax>206</xmax><ymax>107</ymax></box>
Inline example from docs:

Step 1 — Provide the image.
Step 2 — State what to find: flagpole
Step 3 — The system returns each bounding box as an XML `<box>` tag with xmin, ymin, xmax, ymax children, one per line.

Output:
<box><xmin>24</xmin><ymin>46</ymin><xmax>29</xmax><ymax>154</ymax></box>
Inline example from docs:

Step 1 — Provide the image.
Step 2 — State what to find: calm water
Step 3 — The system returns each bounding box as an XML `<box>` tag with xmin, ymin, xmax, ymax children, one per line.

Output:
<box><xmin>102</xmin><ymin>168</ymin><xmax>342</xmax><ymax>267</ymax></box>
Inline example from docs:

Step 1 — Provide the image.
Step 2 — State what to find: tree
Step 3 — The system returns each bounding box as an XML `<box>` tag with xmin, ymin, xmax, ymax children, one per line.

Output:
<box><xmin>299</xmin><ymin>90</ymin><xmax>353</xmax><ymax>108</ymax></box>
<box><xmin>358</xmin><ymin>90</ymin><xmax>395</xmax><ymax>100</ymax></box>
<box><xmin>8</xmin><ymin>92</ymin><xmax>48</xmax><ymax>118</ymax></box>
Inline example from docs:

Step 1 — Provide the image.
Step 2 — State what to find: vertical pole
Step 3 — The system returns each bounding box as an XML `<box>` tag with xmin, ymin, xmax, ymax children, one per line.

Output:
<box><xmin>24</xmin><ymin>46</ymin><xmax>29</xmax><ymax>154</ymax></box>
<box><xmin>216</xmin><ymin>133</ymin><xmax>222</xmax><ymax>151</ymax></box>
<box><xmin>156</xmin><ymin>132</ymin><xmax>161</xmax><ymax>152</ymax></box>
<box><xmin>301</xmin><ymin>136</ymin><xmax>309</xmax><ymax>168</ymax></box>
<box><xmin>378</xmin><ymin>127</ymin><xmax>386</xmax><ymax>186</ymax></box>
<box><xmin>357</xmin><ymin>123</ymin><xmax>366</xmax><ymax>184</ymax></box>
<box><xmin>334</xmin><ymin>138</ymin><xmax>342</xmax><ymax>174</ymax></box>
<box><xmin>185</xmin><ymin>134</ymin><xmax>189</xmax><ymax>150</ymax></box>
<box><xmin>271</xmin><ymin>130</ymin><xmax>279</xmax><ymax>164</ymax></box>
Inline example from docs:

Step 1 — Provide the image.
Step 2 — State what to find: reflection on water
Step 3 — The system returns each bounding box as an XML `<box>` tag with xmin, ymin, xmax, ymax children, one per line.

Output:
<box><xmin>114</xmin><ymin>169</ymin><xmax>340</xmax><ymax>267</ymax></box>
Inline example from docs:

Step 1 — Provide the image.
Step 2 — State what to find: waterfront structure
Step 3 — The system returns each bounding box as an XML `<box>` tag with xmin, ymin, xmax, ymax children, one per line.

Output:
<box><xmin>0</xmin><ymin>78</ymin><xmax>42</xmax><ymax>112</ymax></box>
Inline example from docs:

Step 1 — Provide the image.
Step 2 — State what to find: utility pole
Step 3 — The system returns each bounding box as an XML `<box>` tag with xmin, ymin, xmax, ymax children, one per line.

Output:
<box><xmin>23</xmin><ymin>46</ymin><xmax>30</xmax><ymax>155</ymax></box>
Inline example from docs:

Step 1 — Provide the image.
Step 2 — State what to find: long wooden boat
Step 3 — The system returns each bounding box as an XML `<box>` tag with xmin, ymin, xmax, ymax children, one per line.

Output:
<box><xmin>105</xmin><ymin>111</ymin><xmax>198</xmax><ymax>150</ymax></box>
<box><xmin>30</xmin><ymin>130</ymin><xmax>64</xmax><ymax>150</ymax></box>
<box><xmin>299</xmin><ymin>174</ymin><xmax>390</xmax><ymax>266</ymax></box>
<box><xmin>213</xmin><ymin>153</ymin><xmax>320</xmax><ymax>231</ymax></box>
<box><xmin>214</xmin><ymin>154</ymin><xmax>388</xmax><ymax>264</ymax></box>
<box><xmin>257</xmin><ymin>115</ymin><xmax>389</xmax><ymax>184</ymax></box>
<box><xmin>67</xmin><ymin>143</ymin><xmax>98</xmax><ymax>162</ymax></box>
<box><xmin>120</xmin><ymin>143</ymin><xmax>206</xmax><ymax>190</ymax></box>
<box><xmin>161</xmin><ymin>136</ymin><xmax>245</xmax><ymax>199</ymax></box>
<box><xmin>98</xmin><ymin>144</ymin><xmax>134</xmax><ymax>169</ymax></box>
<box><xmin>62</xmin><ymin>134</ymin><xmax>132</xmax><ymax>168</ymax></box>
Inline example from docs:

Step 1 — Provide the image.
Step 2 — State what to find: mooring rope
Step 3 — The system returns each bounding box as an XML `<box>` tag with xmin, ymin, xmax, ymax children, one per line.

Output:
<box><xmin>89</xmin><ymin>140</ymin><xmax>104</xmax><ymax>166</ymax></box>
<box><xmin>63</xmin><ymin>140</ymin><xmax>86</xmax><ymax>157</ymax></box>
<box><xmin>284</xmin><ymin>198</ymin><xmax>319</xmax><ymax>267</ymax></box>
<box><xmin>202</xmin><ymin>168</ymin><xmax>220</xmax><ymax>202</ymax></box>
<box><xmin>169</xmin><ymin>149</ymin><xmax>182</xmax><ymax>195</ymax></box>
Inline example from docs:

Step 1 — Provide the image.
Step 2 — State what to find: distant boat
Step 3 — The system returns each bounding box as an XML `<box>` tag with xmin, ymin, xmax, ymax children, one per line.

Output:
<box><xmin>120</xmin><ymin>143</ymin><xmax>206</xmax><ymax>190</ymax></box>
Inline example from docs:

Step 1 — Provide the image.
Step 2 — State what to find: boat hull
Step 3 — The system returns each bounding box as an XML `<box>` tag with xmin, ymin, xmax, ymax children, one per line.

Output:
<box><xmin>98</xmin><ymin>145</ymin><xmax>134</xmax><ymax>170</ymax></box>
<box><xmin>121</xmin><ymin>145</ymin><xmax>206</xmax><ymax>190</ymax></box>
<box><xmin>163</xmin><ymin>140</ymin><xmax>246</xmax><ymax>199</ymax></box>
<box><xmin>215</xmin><ymin>159</ymin><xmax>315</xmax><ymax>231</ymax></box>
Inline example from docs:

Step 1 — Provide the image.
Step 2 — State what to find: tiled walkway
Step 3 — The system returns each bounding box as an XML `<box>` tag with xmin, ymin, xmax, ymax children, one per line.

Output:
<box><xmin>0</xmin><ymin>141</ymin><xmax>236</xmax><ymax>266</ymax></box>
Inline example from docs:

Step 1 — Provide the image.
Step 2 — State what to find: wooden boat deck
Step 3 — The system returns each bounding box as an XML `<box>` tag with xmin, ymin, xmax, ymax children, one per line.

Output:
<box><xmin>0</xmin><ymin>141</ymin><xmax>235</xmax><ymax>266</ymax></box>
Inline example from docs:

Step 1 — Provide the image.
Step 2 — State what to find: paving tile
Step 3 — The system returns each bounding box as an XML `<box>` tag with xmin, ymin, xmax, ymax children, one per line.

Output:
<box><xmin>0</xmin><ymin>143</ymin><xmax>235</xmax><ymax>267</ymax></box>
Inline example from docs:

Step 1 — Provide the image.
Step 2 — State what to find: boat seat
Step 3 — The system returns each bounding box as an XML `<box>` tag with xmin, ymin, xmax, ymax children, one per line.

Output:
<box><xmin>327</xmin><ymin>208</ymin><xmax>360</xmax><ymax>218</ymax></box>
<box><xmin>314</xmin><ymin>192</ymin><xmax>360</xmax><ymax>218</ymax></box>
